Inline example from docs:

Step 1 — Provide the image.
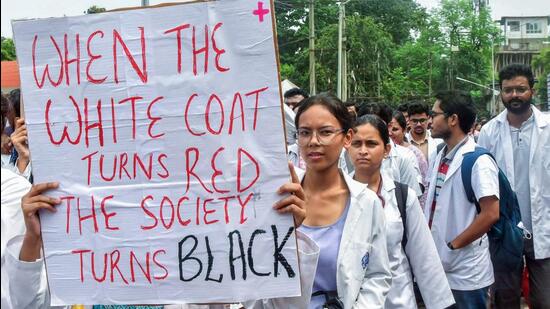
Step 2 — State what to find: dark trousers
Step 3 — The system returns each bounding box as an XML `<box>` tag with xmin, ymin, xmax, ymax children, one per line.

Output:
<box><xmin>491</xmin><ymin>237</ymin><xmax>550</xmax><ymax>309</ymax></box>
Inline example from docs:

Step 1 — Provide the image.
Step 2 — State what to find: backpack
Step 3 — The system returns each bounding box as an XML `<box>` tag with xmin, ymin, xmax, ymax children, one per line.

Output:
<box><xmin>394</xmin><ymin>181</ymin><xmax>409</xmax><ymax>249</ymax></box>
<box><xmin>461</xmin><ymin>146</ymin><xmax>524</xmax><ymax>272</ymax></box>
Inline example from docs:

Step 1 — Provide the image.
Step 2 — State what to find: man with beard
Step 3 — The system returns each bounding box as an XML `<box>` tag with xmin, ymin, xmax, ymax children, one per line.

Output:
<box><xmin>406</xmin><ymin>101</ymin><xmax>442</xmax><ymax>168</ymax></box>
<box><xmin>425</xmin><ymin>90</ymin><xmax>500</xmax><ymax>308</ymax></box>
<box><xmin>478</xmin><ymin>64</ymin><xmax>550</xmax><ymax>308</ymax></box>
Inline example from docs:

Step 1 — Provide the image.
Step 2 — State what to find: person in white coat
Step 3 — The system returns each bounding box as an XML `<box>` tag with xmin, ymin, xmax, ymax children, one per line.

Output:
<box><xmin>346</xmin><ymin>114</ymin><xmax>454</xmax><ymax>309</ymax></box>
<box><xmin>0</xmin><ymin>93</ymin><xmax>73</xmax><ymax>309</ymax></box>
<box><xmin>477</xmin><ymin>63</ymin><xmax>550</xmax><ymax>308</ymax></box>
<box><xmin>0</xmin><ymin>93</ymin><xmax>37</xmax><ymax>309</ymax></box>
<box><xmin>425</xmin><ymin>91</ymin><xmax>500</xmax><ymax>308</ymax></box>
<box><xmin>292</xmin><ymin>93</ymin><xmax>392</xmax><ymax>308</ymax></box>
<box><xmin>405</xmin><ymin>101</ymin><xmax>443</xmax><ymax>169</ymax></box>
<box><xmin>383</xmin><ymin>141</ymin><xmax>423</xmax><ymax>198</ymax></box>
<box><xmin>356</xmin><ymin>102</ymin><xmax>423</xmax><ymax>197</ymax></box>
<box><xmin>389</xmin><ymin>112</ymin><xmax>429</xmax><ymax>209</ymax></box>
<box><xmin>1</xmin><ymin>168</ymin><xmax>32</xmax><ymax>308</ymax></box>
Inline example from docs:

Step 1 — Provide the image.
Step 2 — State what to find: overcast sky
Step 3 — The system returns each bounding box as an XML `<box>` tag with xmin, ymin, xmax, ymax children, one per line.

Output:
<box><xmin>2</xmin><ymin>0</ymin><xmax>549</xmax><ymax>38</ymax></box>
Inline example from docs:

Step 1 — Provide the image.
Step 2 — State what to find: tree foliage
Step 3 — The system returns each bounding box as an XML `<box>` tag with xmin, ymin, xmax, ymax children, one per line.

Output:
<box><xmin>1</xmin><ymin>37</ymin><xmax>16</xmax><ymax>61</ymax></box>
<box><xmin>347</xmin><ymin>0</ymin><xmax>428</xmax><ymax>45</ymax></box>
<box><xmin>85</xmin><ymin>5</ymin><xmax>106</xmax><ymax>14</ymax></box>
<box><xmin>532</xmin><ymin>47</ymin><xmax>550</xmax><ymax>109</ymax></box>
<box><xmin>275</xmin><ymin>0</ymin><xmax>501</xmax><ymax>109</ymax></box>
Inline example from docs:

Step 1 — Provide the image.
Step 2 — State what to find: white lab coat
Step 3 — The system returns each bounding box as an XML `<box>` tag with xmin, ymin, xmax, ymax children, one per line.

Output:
<box><xmin>426</xmin><ymin>134</ymin><xmax>443</xmax><ymax>168</ymax></box>
<box><xmin>378</xmin><ymin>173</ymin><xmax>454</xmax><ymax>309</ymax></box>
<box><xmin>246</xmin><ymin>170</ymin><xmax>392</xmax><ymax>309</ymax></box>
<box><xmin>477</xmin><ymin>107</ymin><xmax>550</xmax><ymax>259</ymax></box>
<box><xmin>1</xmin><ymin>168</ymin><xmax>31</xmax><ymax>309</ymax></box>
<box><xmin>0</xmin><ymin>156</ymin><xmax>32</xmax><ymax>181</ymax></box>
<box><xmin>383</xmin><ymin>141</ymin><xmax>423</xmax><ymax>197</ymax></box>
<box><xmin>283</xmin><ymin>103</ymin><xmax>297</xmax><ymax>146</ymax></box>
<box><xmin>296</xmin><ymin>170</ymin><xmax>393</xmax><ymax>308</ymax></box>
<box><xmin>1</xmin><ymin>169</ymin><xmax>74</xmax><ymax>309</ymax></box>
<box><xmin>332</xmin><ymin>172</ymin><xmax>392</xmax><ymax>308</ymax></box>
<box><xmin>4</xmin><ymin>236</ymin><xmax>69</xmax><ymax>309</ymax></box>
<box><xmin>424</xmin><ymin>138</ymin><xmax>498</xmax><ymax>291</ymax></box>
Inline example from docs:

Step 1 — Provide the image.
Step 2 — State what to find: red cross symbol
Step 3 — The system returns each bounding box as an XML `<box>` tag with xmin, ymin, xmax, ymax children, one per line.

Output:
<box><xmin>253</xmin><ymin>1</ymin><xmax>270</xmax><ymax>23</ymax></box>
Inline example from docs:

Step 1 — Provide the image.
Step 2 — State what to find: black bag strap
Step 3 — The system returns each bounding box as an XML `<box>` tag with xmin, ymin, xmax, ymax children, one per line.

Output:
<box><xmin>394</xmin><ymin>181</ymin><xmax>409</xmax><ymax>250</ymax></box>
<box><xmin>312</xmin><ymin>290</ymin><xmax>339</xmax><ymax>298</ymax></box>
<box><xmin>312</xmin><ymin>290</ymin><xmax>343</xmax><ymax>309</ymax></box>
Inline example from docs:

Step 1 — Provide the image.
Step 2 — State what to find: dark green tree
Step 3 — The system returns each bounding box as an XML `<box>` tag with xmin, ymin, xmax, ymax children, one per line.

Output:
<box><xmin>435</xmin><ymin>0</ymin><xmax>500</xmax><ymax>91</ymax></box>
<box><xmin>274</xmin><ymin>0</ymin><xmax>427</xmax><ymax>92</ymax></box>
<box><xmin>85</xmin><ymin>5</ymin><xmax>106</xmax><ymax>14</ymax></box>
<box><xmin>274</xmin><ymin>0</ymin><xmax>338</xmax><ymax>88</ymax></box>
<box><xmin>274</xmin><ymin>0</ymin><xmax>501</xmax><ymax>107</ymax></box>
<box><xmin>1</xmin><ymin>37</ymin><xmax>16</xmax><ymax>61</ymax></box>
<box><xmin>347</xmin><ymin>0</ymin><xmax>428</xmax><ymax>45</ymax></box>
<box><xmin>389</xmin><ymin>16</ymin><xmax>446</xmax><ymax>100</ymax></box>
<box><xmin>532</xmin><ymin>47</ymin><xmax>550</xmax><ymax>110</ymax></box>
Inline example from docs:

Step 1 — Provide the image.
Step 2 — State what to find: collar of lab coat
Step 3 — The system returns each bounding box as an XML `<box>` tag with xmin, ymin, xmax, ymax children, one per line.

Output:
<box><xmin>495</xmin><ymin>106</ymin><xmax>549</xmax><ymax>167</ymax></box>
<box><xmin>388</xmin><ymin>139</ymin><xmax>399</xmax><ymax>158</ymax></box>
<box><xmin>435</xmin><ymin>136</ymin><xmax>476</xmax><ymax>183</ymax></box>
<box><xmin>381</xmin><ymin>171</ymin><xmax>396</xmax><ymax>193</ymax></box>
<box><xmin>496</xmin><ymin>106</ymin><xmax>549</xmax><ymax>129</ymax></box>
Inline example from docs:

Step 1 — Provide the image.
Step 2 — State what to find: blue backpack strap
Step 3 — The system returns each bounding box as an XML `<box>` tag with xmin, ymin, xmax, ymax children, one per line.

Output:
<box><xmin>461</xmin><ymin>146</ymin><xmax>495</xmax><ymax>213</ymax></box>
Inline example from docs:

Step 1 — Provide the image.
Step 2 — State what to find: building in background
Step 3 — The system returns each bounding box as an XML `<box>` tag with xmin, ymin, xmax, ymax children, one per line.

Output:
<box><xmin>1</xmin><ymin>61</ymin><xmax>20</xmax><ymax>93</ymax></box>
<box><xmin>497</xmin><ymin>16</ymin><xmax>549</xmax><ymax>77</ymax></box>
<box><xmin>493</xmin><ymin>15</ymin><xmax>550</xmax><ymax>112</ymax></box>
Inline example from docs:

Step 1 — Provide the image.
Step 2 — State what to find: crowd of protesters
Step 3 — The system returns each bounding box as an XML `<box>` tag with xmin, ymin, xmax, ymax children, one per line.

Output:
<box><xmin>1</xmin><ymin>63</ymin><xmax>549</xmax><ymax>309</ymax></box>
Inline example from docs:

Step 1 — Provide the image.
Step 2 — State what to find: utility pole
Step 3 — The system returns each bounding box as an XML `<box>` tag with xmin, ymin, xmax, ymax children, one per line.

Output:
<box><xmin>491</xmin><ymin>36</ymin><xmax>496</xmax><ymax>115</ymax></box>
<box><xmin>377</xmin><ymin>47</ymin><xmax>381</xmax><ymax>97</ymax></box>
<box><xmin>337</xmin><ymin>2</ymin><xmax>344</xmax><ymax>99</ymax></box>
<box><xmin>429</xmin><ymin>50</ymin><xmax>433</xmax><ymax>96</ymax></box>
<box><xmin>342</xmin><ymin>8</ymin><xmax>348</xmax><ymax>102</ymax></box>
<box><xmin>309</xmin><ymin>0</ymin><xmax>316</xmax><ymax>95</ymax></box>
<box><xmin>337</xmin><ymin>1</ymin><xmax>349</xmax><ymax>99</ymax></box>
<box><xmin>343</xmin><ymin>38</ymin><xmax>348</xmax><ymax>101</ymax></box>
<box><xmin>141</xmin><ymin>0</ymin><xmax>149</xmax><ymax>6</ymax></box>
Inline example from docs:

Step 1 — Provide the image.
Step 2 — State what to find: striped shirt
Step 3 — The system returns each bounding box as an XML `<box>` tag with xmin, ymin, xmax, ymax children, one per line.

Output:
<box><xmin>428</xmin><ymin>136</ymin><xmax>469</xmax><ymax>229</ymax></box>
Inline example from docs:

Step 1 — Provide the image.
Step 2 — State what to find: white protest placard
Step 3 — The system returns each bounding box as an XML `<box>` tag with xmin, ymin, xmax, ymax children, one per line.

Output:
<box><xmin>13</xmin><ymin>0</ymin><xmax>300</xmax><ymax>305</ymax></box>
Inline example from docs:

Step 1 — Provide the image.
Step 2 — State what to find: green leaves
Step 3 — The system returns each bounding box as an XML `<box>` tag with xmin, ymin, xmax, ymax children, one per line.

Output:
<box><xmin>1</xmin><ymin>37</ymin><xmax>16</xmax><ymax>61</ymax></box>
<box><xmin>532</xmin><ymin>47</ymin><xmax>550</xmax><ymax>106</ymax></box>
<box><xmin>275</xmin><ymin>0</ymin><xmax>500</xmax><ymax>108</ymax></box>
<box><xmin>85</xmin><ymin>5</ymin><xmax>106</xmax><ymax>14</ymax></box>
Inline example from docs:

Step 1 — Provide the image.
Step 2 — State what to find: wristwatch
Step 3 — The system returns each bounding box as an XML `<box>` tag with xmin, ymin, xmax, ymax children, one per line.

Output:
<box><xmin>447</xmin><ymin>242</ymin><xmax>455</xmax><ymax>250</ymax></box>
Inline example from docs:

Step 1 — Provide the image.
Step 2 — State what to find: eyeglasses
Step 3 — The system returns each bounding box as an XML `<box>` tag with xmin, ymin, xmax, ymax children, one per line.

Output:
<box><xmin>295</xmin><ymin>128</ymin><xmax>345</xmax><ymax>146</ymax></box>
<box><xmin>502</xmin><ymin>87</ymin><xmax>530</xmax><ymax>96</ymax></box>
<box><xmin>431</xmin><ymin>111</ymin><xmax>446</xmax><ymax>117</ymax></box>
<box><xmin>410</xmin><ymin>118</ymin><xmax>428</xmax><ymax>124</ymax></box>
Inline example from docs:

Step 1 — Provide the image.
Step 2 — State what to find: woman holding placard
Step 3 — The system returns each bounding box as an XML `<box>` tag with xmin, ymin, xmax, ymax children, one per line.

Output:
<box><xmin>283</xmin><ymin>93</ymin><xmax>391</xmax><ymax>308</ymax></box>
